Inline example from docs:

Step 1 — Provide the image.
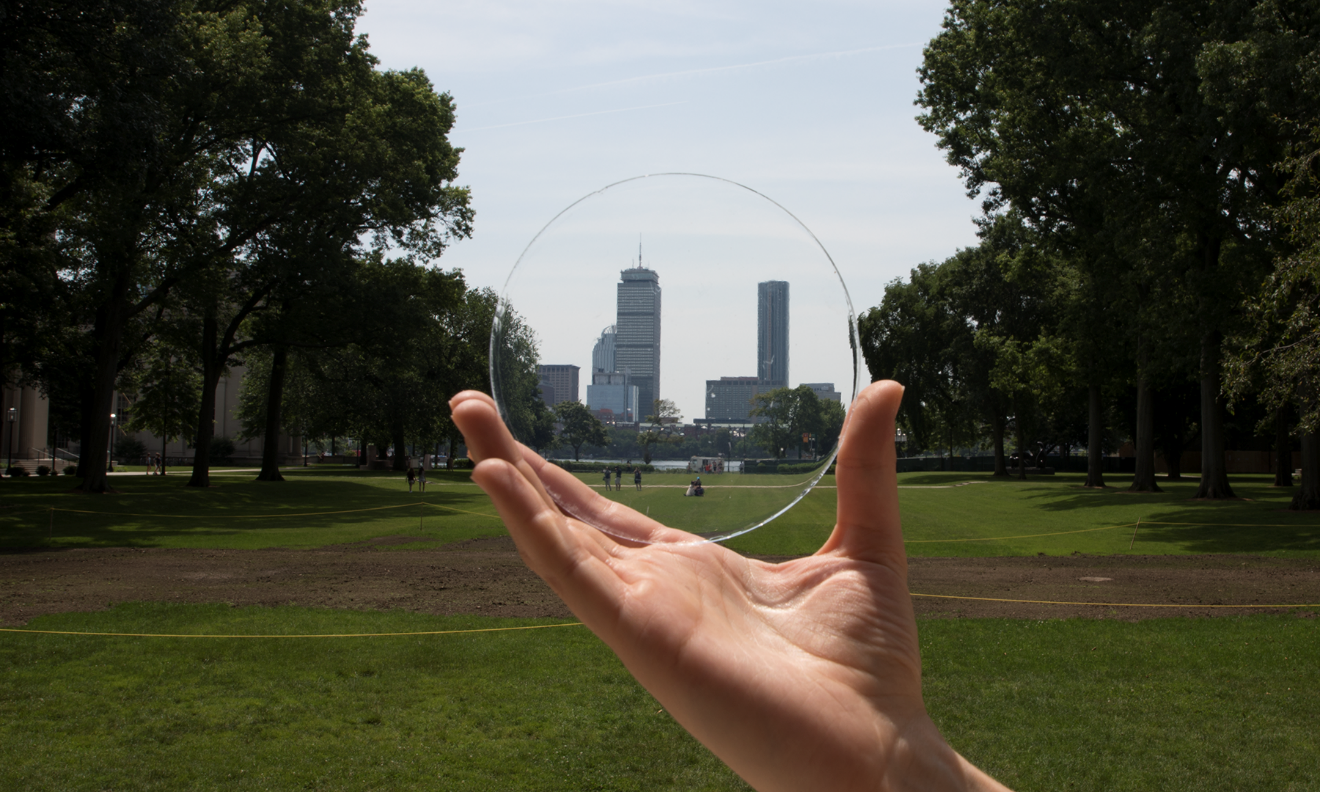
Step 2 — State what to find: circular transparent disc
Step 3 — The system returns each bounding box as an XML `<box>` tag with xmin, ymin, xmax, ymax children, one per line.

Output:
<box><xmin>491</xmin><ymin>173</ymin><xmax>860</xmax><ymax>544</ymax></box>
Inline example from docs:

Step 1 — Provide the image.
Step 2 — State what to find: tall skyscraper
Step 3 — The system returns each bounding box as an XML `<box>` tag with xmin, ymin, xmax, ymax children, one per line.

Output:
<box><xmin>757</xmin><ymin>280</ymin><xmax>789</xmax><ymax>389</ymax></box>
<box><xmin>615</xmin><ymin>267</ymin><xmax>661</xmax><ymax>416</ymax></box>
<box><xmin>591</xmin><ymin>325</ymin><xmax>616</xmax><ymax>373</ymax></box>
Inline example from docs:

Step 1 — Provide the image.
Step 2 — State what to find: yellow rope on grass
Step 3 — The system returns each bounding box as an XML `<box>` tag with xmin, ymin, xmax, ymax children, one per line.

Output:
<box><xmin>903</xmin><ymin>518</ymin><xmax>1315</xmax><ymax>545</ymax></box>
<box><xmin>1133</xmin><ymin>520</ymin><xmax>1317</xmax><ymax>528</ymax></box>
<box><xmin>0</xmin><ymin>621</ymin><xmax>586</xmax><ymax>639</ymax></box>
<box><xmin>904</xmin><ymin>523</ymin><xmax>1138</xmax><ymax>543</ymax></box>
<box><xmin>910</xmin><ymin>593</ymin><xmax>1320</xmax><ymax>609</ymax></box>
<box><xmin>4</xmin><ymin>592</ymin><xmax>1317</xmax><ymax>639</ymax></box>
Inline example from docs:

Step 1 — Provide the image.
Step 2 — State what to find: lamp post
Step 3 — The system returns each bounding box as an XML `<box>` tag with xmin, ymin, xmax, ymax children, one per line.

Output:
<box><xmin>107</xmin><ymin>412</ymin><xmax>116</xmax><ymax>472</ymax></box>
<box><xmin>6</xmin><ymin>407</ymin><xmax>15</xmax><ymax>475</ymax></box>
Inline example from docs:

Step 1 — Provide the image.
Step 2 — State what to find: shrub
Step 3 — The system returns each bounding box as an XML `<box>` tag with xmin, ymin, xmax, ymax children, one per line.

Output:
<box><xmin>6</xmin><ymin>466</ymin><xmax>29</xmax><ymax>477</ymax></box>
<box><xmin>36</xmin><ymin>465</ymin><xmax>51</xmax><ymax>476</ymax></box>
<box><xmin>547</xmin><ymin>460</ymin><xmax>656</xmax><ymax>473</ymax></box>
<box><xmin>209</xmin><ymin>436</ymin><xmax>236</xmax><ymax>464</ymax></box>
<box><xmin>117</xmin><ymin>438</ymin><xmax>147</xmax><ymax>461</ymax></box>
<box><xmin>776</xmin><ymin>462</ymin><xmax>826</xmax><ymax>475</ymax></box>
<box><xmin>63</xmin><ymin>465</ymin><xmax>77</xmax><ymax>476</ymax></box>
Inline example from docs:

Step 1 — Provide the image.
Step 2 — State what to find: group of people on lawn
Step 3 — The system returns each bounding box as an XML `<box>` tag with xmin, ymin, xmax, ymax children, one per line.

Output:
<box><xmin>405</xmin><ymin>453</ymin><xmax>440</xmax><ymax>492</ymax></box>
<box><xmin>601</xmin><ymin>466</ymin><xmax>643</xmax><ymax>491</ymax></box>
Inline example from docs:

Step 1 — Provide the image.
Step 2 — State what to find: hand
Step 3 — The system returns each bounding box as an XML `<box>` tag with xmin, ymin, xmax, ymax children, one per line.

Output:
<box><xmin>450</xmin><ymin>382</ymin><xmax>1010</xmax><ymax>792</ymax></box>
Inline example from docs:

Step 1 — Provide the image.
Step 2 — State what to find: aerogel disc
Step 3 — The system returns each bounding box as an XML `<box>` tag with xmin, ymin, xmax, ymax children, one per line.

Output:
<box><xmin>491</xmin><ymin>173</ymin><xmax>859</xmax><ymax>544</ymax></box>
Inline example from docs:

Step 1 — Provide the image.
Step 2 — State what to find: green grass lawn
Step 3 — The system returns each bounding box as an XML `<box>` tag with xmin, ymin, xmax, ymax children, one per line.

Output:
<box><xmin>0</xmin><ymin>603</ymin><xmax>1314</xmax><ymax>791</ymax></box>
<box><xmin>0</xmin><ymin>468</ymin><xmax>507</xmax><ymax>550</ymax></box>
<box><xmin>2</xmin><ymin>469</ymin><xmax>1315</xmax><ymax>557</ymax></box>
<box><xmin>2</xmin><ymin>471</ymin><xmax>1317</xmax><ymax>789</ymax></box>
<box><xmin>727</xmin><ymin>471</ymin><xmax>1320</xmax><ymax>558</ymax></box>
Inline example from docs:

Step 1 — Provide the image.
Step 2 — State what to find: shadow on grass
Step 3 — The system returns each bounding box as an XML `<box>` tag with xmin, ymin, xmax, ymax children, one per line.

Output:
<box><xmin>0</xmin><ymin>472</ymin><xmax>499</xmax><ymax>550</ymax></box>
<box><xmin>1130</xmin><ymin>507</ymin><xmax>1320</xmax><ymax>554</ymax></box>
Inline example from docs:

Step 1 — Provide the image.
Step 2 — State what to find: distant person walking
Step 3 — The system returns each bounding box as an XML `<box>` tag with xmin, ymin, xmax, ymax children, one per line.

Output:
<box><xmin>407</xmin><ymin>465</ymin><xmax>417</xmax><ymax>492</ymax></box>
<box><xmin>614</xmin><ymin>466</ymin><xmax>622</xmax><ymax>490</ymax></box>
<box><xmin>602</xmin><ymin>468</ymin><xmax>612</xmax><ymax>491</ymax></box>
<box><xmin>417</xmin><ymin>463</ymin><xmax>427</xmax><ymax>493</ymax></box>
<box><xmin>633</xmin><ymin>468</ymin><xmax>642</xmax><ymax>490</ymax></box>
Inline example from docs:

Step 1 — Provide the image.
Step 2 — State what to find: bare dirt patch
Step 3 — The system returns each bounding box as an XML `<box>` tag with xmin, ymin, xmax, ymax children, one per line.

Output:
<box><xmin>1</xmin><ymin>538</ymin><xmax>1316</xmax><ymax>626</ymax></box>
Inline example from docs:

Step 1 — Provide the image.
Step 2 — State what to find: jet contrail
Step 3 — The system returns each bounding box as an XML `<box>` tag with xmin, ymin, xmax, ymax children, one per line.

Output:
<box><xmin>460</xmin><ymin>100</ymin><xmax>688</xmax><ymax>132</ymax></box>
<box><xmin>462</xmin><ymin>43</ymin><xmax>922</xmax><ymax>110</ymax></box>
<box><xmin>558</xmin><ymin>43</ymin><xmax>923</xmax><ymax>94</ymax></box>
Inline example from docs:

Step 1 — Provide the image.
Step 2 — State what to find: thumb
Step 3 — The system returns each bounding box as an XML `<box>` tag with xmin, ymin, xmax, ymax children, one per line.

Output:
<box><xmin>817</xmin><ymin>380</ymin><xmax>905</xmax><ymax>567</ymax></box>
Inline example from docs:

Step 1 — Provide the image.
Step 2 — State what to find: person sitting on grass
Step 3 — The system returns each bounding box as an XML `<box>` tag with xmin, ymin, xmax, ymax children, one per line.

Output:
<box><xmin>450</xmin><ymin>382</ymin><xmax>1012</xmax><ymax>792</ymax></box>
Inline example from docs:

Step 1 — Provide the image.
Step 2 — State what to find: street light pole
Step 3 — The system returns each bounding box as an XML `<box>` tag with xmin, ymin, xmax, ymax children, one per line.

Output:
<box><xmin>107</xmin><ymin>412</ymin><xmax>116</xmax><ymax>472</ymax></box>
<box><xmin>6</xmin><ymin>407</ymin><xmax>15</xmax><ymax>475</ymax></box>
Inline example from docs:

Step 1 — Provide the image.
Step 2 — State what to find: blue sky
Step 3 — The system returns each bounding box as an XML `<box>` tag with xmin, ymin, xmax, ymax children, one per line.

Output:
<box><xmin>355</xmin><ymin>0</ymin><xmax>982</xmax><ymax>419</ymax></box>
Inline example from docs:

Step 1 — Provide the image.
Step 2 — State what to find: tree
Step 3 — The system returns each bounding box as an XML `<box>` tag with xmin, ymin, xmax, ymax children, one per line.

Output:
<box><xmin>10</xmin><ymin>0</ymin><xmax>396</xmax><ymax>493</ymax></box>
<box><xmin>917</xmin><ymin>0</ymin><xmax>1301</xmax><ymax>498</ymax></box>
<box><xmin>859</xmin><ymin>262</ymin><xmax>967</xmax><ymax>457</ymax></box>
<box><xmin>861</xmin><ymin>215</ymin><xmax>1074</xmax><ymax>476</ymax></box>
<box><xmin>818</xmin><ymin>399</ymin><xmax>847</xmax><ymax>458</ymax></box>
<box><xmin>122</xmin><ymin>350</ymin><xmax>200</xmax><ymax>477</ymax></box>
<box><xmin>490</xmin><ymin>299</ymin><xmax>556</xmax><ymax>457</ymax></box>
<box><xmin>637</xmin><ymin>399</ymin><xmax>682</xmax><ymax>464</ymax></box>
<box><xmin>555</xmin><ymin>401</ymin><xmax>609</xmax><ymax>462</ymax></box>
<box><xmin>1226</xmin><ymin>134</ymin><xmax>1320</xmax><ymax>509</ymax></box>
<box><xmin>180</xmin><ymin>61</ymin><xmax>471</xmax><ymax>487</ymax></box>
<box><xmin>750</xmin><ymin>386</ymin><xmax>824</xmax><ymax>460</ymax></box>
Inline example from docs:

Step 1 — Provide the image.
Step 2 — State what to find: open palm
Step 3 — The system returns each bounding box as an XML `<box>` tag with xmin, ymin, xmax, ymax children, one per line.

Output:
<box><xmin>451</xmin><ymin>382</ymin><xmax>1008</xmax><ymax>792</ymax></box>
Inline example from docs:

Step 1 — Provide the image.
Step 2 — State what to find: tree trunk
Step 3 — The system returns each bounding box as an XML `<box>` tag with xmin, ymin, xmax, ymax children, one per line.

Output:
<box><xmin>1291</xmin><ymin>431</ymin><xmax>1319</xmax><ymax>510</ymax></box>
<box><xmin>1274</xmin><ymin>408</ymin><xmax>1294</xmax><ymax>488</ymax></box>
<box><xmin>1129</xmin><ymin>352</ymin><xmax>1160</xmax><ymax>492</ymax></box>
<box><xmin>1085</xmin><ymin>384</ymin><xmax>1106</xmax><ymax>487</ymax></box>
<box><xmin>1193</xmin><ymin>331</ymin><xmax>1234</xmax><ymax>498</ymax></box>
<box><xmin>187</xmin><ymin>312</ymin><xmax>220</xmax><ymax>488</ymax></box>
<box><xmin>257</xmin><ymin>345</ymin><xmax>288</xmax><ymax>482</ymax></box>
<box><xmin>161</xmin><ymin>435</ymin><xmax>168</xmax><ymax>476</ymax></box>
<box><xmin>78</xmin><ymin>285</ymin><xmax>132</xmax><ymax>492</ymax></box>
<box><xmin>391</xmin><ymin>420</ymin><xmax>407</xmax><ymax>471</ymax></box>
<box><xmin>1165</xmin><ymin>441</ymin><xmax>1183</xmax><ymax>481</ymax></box>
<box><xmin>991</xmin><ymin>412</ymin><xmax>1008</xmax><ymax>477</ymax></box>
<box><xmin>1013</xmin><ymin>398</ymin><xmax>1026</xmax><ymax>480</ymax></box>
<box><xmin>75</xmin><ymin>387</ymin><xmax>93</xmax><ymax>479</ymax></box>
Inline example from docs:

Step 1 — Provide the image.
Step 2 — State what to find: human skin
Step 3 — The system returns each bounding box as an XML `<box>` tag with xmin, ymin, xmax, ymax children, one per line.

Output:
<box><xmin>450</xmin><ymin>381</ymin><xmax>1011</xmax><ymax>792</ymax></box>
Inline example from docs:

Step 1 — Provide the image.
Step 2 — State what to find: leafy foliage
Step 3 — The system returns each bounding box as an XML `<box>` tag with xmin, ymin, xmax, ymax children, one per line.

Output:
<box><xmin>554</xmin><ymin>401</ymin><xmax>609</xmax><ymax>462</ymax></box>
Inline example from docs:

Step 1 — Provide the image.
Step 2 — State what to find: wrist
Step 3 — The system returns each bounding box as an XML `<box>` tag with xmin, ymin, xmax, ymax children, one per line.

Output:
<box><xmin>882</xmin><ymin>715</ymin><xmax>1012</xmax><ymax>792</ymax></box>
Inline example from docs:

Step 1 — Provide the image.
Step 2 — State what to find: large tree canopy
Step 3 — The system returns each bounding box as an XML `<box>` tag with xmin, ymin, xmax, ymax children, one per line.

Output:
<box><xmin>913</xmin><ymin>0</ymin><xmax>1317</xmax><ymax>499</ymax></box>
<box><xmin>4</xmin><ymin>0</ymin><xmax>474</xmax><ymax>490</ymax></box>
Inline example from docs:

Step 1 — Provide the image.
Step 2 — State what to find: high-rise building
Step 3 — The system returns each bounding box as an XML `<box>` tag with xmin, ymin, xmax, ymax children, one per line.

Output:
<box><xmin>757</xmin><ymin>280</ymin><xmax>789</xmax><ymax>389</ymax></box>
<box><xmin>537</xmin><ymin>364</ymin><xmax>579</xmax><ymax>408</ymax></box>
<box><xmin>705</xmin><ymin>377</ymin><xmax>762</xmax><ymax>422</ymax></box>
<box><xmin>615</xmin><ymin>267</ymin><xmax>661</xmax><ymax>415</ymax></box>
<box><xmin>587</xmin><ymin>370</ymin><xmax>640</xmax><ymax>424</ymax></box>
<box><xmin>803</xmin><ymin>382</ymin><xmax>841</xmax><ymax>403</ymax></box>
<box><xmin>591</xmin><ymin>325</ymin><xmax>616</xmax><ymax>373</ymax></box>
